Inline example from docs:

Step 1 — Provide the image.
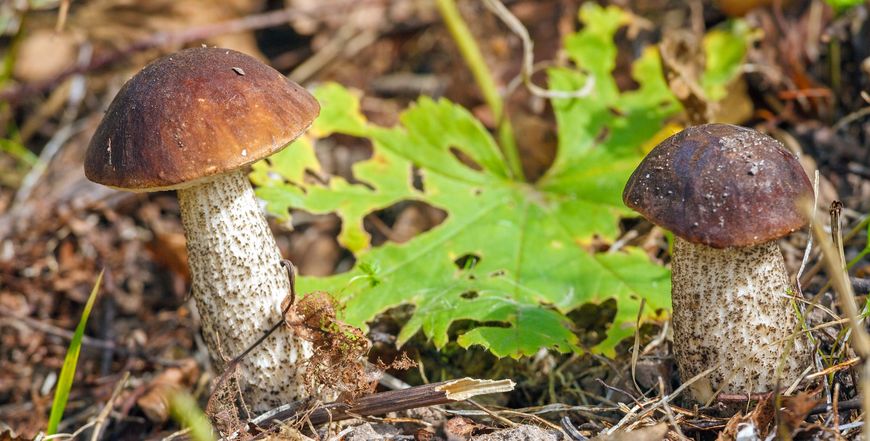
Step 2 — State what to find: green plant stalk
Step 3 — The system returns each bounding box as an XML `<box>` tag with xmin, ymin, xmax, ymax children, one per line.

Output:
<box><xmin>435</xmin><ymin>0</ymin><xmax>524</xmax><ymax>181</ymax></box>
<box><xmin>46</xmin><ymin>270</ymin><xmax>104</xmax><ymax>435</ymax></box>
<box><xmin>169</xmin><ymin>392</ymin><xmax>216</xmax><ymax>441</ymax></box>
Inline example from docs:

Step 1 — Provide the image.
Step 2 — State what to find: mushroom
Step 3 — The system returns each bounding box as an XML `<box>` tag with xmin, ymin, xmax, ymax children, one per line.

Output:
<box><xmin>84</xmin><ymin>47</ymin><xmax>320</xmax><ymax>410</ymax></box>
<box><xmin>622</xmin><ymin>123</ymin><xmax>814</xmax><ymax>403</ymax></box>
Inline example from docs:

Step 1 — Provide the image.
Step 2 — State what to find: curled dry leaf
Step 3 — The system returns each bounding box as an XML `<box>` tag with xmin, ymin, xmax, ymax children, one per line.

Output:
<box><xmin>716</xmin><ymin>391</ymin><xmax>821</xmax><ymax>441</ymax></box>
<box><xmin>283</xmin><ymin>291</ymin><xmax>374</xmax><ymax>399</ymax></box>
<box><xmin>444</xmin><ymin>416</ymin><xmax>484</xmax><ymax>441</ymax></box>
<box><xmin>136</xmin><ymin>359</ymin><xmax>199</xmax><ymax>423</ymax></box>
<box><xmin>780</xmin><ymin>391</ymin><xmax>822</xmax><ymax>433</ymax></box>
<box><xmin>659</xmin><ymin>30</ymin><xmax>712</xmax><ymax>125</ymax></box>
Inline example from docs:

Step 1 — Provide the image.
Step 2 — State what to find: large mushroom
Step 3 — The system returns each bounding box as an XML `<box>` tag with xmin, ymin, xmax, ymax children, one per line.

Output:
<box><xmin>85</xmin><ymin>47</ymin><xmax>320</xmax><ymax>410</ymax></box>
<box><xmin>622</xmin><ymin>123</ymin><xmax>814</xmax><ymax>403</ymax></box>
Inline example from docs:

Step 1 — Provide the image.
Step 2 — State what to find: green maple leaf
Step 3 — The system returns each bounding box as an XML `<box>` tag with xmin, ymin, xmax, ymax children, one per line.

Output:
<box><xmin>252</xmin><ymin>4</ymin><xmax>744</xmax><ymax>357</ymax></box>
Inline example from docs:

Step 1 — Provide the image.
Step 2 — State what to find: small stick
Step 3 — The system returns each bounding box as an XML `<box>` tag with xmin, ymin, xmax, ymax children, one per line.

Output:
<box><xmin>658</xmin><ymin>377</ymin><xmax>685</xmax><ymax>439</ymax></box>
<box><xmin>89</xmin><ymin>372</ymin><xmax>130</xmax><ymax>441</ymax></box>
<box><xmin>481</xmin><ymin>0</ymin><xmax>594</xmax><ymax>100</ymax></box>
<box><xmin>0</xmin><ymin>2</ymin><xmax>378</xmax><ymax>104</ymax></box>
<box><xmin>809</xmin><ymin>397</ymin><xmax>863</xmax><ymax>416</ymax></box>
<box><xmin>252</xmin><ymin>377</ymin><xmax>515</xmax><ymax>430</ymax></box>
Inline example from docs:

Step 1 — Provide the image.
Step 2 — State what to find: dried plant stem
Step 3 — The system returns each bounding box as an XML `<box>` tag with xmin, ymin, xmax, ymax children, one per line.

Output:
<box><xmin>434</xmin><ymin>0</ymin><xmax>524</xmax><ymax>181</ymax></box>
<box><xmin>252</xmin><ymin>378</ymin><xmax>515</xmax><ymax>431</ymax></box>
<box><xmin>803</xmin><ymin>199</ymin><xmax>870</xmax><ymax>441</ymax></box>
<box><xmin>481</xmin><ymin>0</ymin><xmax>594</xmax><ymax>100</ymax></box>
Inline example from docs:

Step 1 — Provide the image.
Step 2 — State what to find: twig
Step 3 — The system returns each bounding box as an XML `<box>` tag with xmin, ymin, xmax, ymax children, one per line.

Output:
<box><xmin>0</xmin><ymin>4</ymin><xmax>376</xmax><ymax>104</ymax></box>
<box><xmin>657</xmin><ymin>377</ymin><xmax>685</xmax><ymax>439</ymax></box>
<box><xmin>560</xmin><ymin>416</ymin><xmax>588</xmax><ymax>441</ymax></box>
<box><xmin>833</xmin><ymin>383</ymin><xmax>841</xmax><ymax>433</ymax></box>
<box><xmin>481</xmin><ymin>0</ymin><xmax>594</xmax><ymax>100</ymax></box>
<box><xmin>252</xmin><ymin>377</ymin><xmax>515</xmax><ymax>430</ymax></box>
<box><xmin>40</xmin><ymin>420</ymin><xmax>96</xmax><ymax>440</ymax></box>
<box><xmin>809</xmin><ymin>397</ymin><xmax>863</xmax><ymax>416</ymax></box>
<box><xmin>832</xmin><ymin>106</ymin><xmax>870</xmax><ymax>132</ymax></box>
<box><xmin>795</xmin><ymin>170</ymin><xmax>820</xmax><ymax>296</ymax></box>
<box><xmin>89</xmin><ymin>372</ymin><xmax>129</xmax><ymax>441</ymax></box>
<box><xmin>466</xmin><ymin>399</ymin><xmax>517</xmax><ymax>428</ymax></box>
<box><xmin>714</xmin><ymin>392</ymin><xmax>774</xmax><ymax>402</ymax></box>
<box><xmin>288</xmin><ymin>24</ymin><xmax>379</xmax><ymax>84</ymax></box>
<box><xmin>604</xmin><ymin>364</ymin><xmax>717</xmax><ymax>435</ymax></box>
<box><xmin>159</xmin><ymin>428</ymin><xmax>191</xmax><ymax>441</ymax></box>
<box><xmin>630</xmin><ymin>298</ymin><xmax>646</xmax><ymax>396</ymax></box>
<box><xmin>434</xmin><ymin>0</ymin><xmax>523</xmax><ymax>181</ymax></box>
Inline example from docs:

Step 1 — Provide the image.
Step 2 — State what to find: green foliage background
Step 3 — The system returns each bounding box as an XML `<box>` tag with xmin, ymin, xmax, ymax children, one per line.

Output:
<box><xmin>252</xmin><ymin>4</ymin><xmax>747</xmax><ymax>357</ymax></box>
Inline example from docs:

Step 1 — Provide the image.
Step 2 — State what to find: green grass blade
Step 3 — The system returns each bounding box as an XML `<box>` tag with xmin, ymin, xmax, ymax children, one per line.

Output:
<box><xmin>169</xmin><ymin>392</ymin><xmax>216</xmax><ymax>441</ymax></box>
<box><xmin>46</xmin><ymin>270</ymin><xmax>104</xmax><ymax>435</ymax></box>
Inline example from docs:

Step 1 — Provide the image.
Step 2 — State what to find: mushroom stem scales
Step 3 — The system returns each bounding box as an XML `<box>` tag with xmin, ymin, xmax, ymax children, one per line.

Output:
<box><xmin>622</xmin><ymin>123</ymin><xmax>815</xmax><ymax>403</ymax></box>
<box><xmin>178</xmin><ymin>170</ymin><xmax>312</xmax><ymax>409</ymax></box>
<box><xmin>671</xmin><ymin>237</ymin><xmax>811</xmax><ymax>403</ymax></box>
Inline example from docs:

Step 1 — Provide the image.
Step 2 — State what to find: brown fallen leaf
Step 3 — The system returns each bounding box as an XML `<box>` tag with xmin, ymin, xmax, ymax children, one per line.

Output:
<box><xmin>445</xmin><ymin>416</ymin><xmax>484</xmax><ymax>441</ymax></box>
<box><xmin>780</xmin><ymin>391</ymin><xmax>821</xmax><ymax>433</ymax></box>
<box><xmin>659</xmin><ymin>30</ymin><xmax>712</xmax><ymax>125</ymax></box>
<box><xmin>136</xmin><ymin>359</ymin><xmax>199</xmax><ymax>423</ymax></box>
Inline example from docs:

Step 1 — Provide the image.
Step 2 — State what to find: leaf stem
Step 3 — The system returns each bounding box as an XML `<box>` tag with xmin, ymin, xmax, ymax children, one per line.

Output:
<box><xmin>435</xmin><ymin>0</ymin><xmax>524</xmax><ymax>181</ymax></box>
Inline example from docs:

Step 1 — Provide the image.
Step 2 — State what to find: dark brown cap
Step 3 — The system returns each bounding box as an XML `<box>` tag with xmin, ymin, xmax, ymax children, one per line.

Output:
<box><xmin>85</xmin><ymin>47</ymin><xmax>319</xmax><ymax>190</ymax></box>
<box><xmin>623</xmin><ymin>124</ymin><xmax>812</xmax><ymax>248</ymax></box>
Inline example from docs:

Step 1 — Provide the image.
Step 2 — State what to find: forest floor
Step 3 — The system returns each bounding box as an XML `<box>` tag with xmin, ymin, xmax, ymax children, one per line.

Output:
<box><xmin>1</xmin><ymin>0</ymin><xmax>869</xmax><ymax>440</ymax></box>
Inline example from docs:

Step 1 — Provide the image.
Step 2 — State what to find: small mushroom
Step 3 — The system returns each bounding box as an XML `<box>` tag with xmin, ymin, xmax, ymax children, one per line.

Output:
<box><xmin>623</xmin><ymin>123</ymin><xmax>814</xmax><ymax>403</ymax></box>
<box><xmin>85</xmin><ymin>47</ymin><xmax>321</xmax><ymax>410</ymax></box>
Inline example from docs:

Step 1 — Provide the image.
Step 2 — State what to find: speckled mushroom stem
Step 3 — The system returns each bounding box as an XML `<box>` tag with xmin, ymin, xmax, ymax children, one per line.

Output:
<box><xmin>671</xmin><ymin>237</ymin><xmax>814</xmax><ymax>404</ymax></box>
<box><xmin>177</xmin><ymin>169</ymin><xmax>313</xmax><ymax>411</ymax></box>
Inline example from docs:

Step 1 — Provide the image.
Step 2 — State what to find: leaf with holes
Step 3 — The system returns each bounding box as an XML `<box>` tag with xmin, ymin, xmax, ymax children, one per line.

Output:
<box><xmin>251</xmin><ymin>4</ymin><xmax>726</xmax><ymax>357</ymax></box>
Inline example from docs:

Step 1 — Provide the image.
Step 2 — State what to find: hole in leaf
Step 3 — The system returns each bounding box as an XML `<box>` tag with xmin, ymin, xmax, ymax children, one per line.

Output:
<box><xmin>447</xmin><ymin>320</ymin><xmax>512</xmax><ymax>341</ymax></box>
<box><xmin>363</xmin><ymin>201</ymin><xmax>448</xmax><ymax>247</ymax></box>
<box><xmin>278</xmin><ymin>212</ymin><xmax>356</xmax><ymax>277</ymax></box>
<box><xmin>476</xmin><ymin>320</ymin><xmax>510</xmax><ymax>328</ymax></box>
<box><xmin>449</xmin><ymin>147</ymin><xmax>483</xmax><ymax>171</ymax></box>
<box><xmin>411</xmin><ymin>165</ymin><xmax>424</xmax><ymax>192</ymax></box>
<box><xmin>613</xmin><ymin>28</ymin><xmax>641</xmax><ymax>93</ymax></box>
<box><xmin>460</xmin><ymin>291</ymin><xmax>479</xmax><ymax>300</ymax></box>
<box><xmin>314</xmin><ymin>135</ymin><xmax>374</xmax><ymax>186</ymax></box>
<box><xmin>568</xmin><ymin>299</ymin><xmax>617</xmax><ymax>347</ymax></box>
<box><xmin>454</xmin><ymin>253</ymin><xmax>481</xmax><ymax>270</ymax></box>
<box><xmin>595</xmin><ymin>126</ymin><xmax>610</xmax><ymax>143</ymax></box>
<box><xmin>254</xmin><ymin>8</ymin><xmax>310</xmax><ymax>60</ymax></box>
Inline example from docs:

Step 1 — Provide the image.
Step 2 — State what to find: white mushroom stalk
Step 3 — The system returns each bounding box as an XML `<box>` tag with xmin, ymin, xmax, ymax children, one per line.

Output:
<box><xmin>84</xmin><ymin>47</ymin><xmax>324</xmax><ymax>411</ymax></box>
<box><xmin>671</xmin><ymin>237</ymin><xmax>811</xmax><ymax>403</ymax></box>
<box><xmin>178</xmin><ymin>170</ymin><xmax>313</xmax><ymax>409</ymax></box>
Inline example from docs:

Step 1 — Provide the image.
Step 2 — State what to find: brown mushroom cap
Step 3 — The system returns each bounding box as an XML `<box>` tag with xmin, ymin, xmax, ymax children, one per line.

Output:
<box><xmin>85</xmin><ymin>47</ymin><xmax>319</xmax><ymax>190</ymax></box>
<box><xmin>623</xmin><ymin>123</ymin><xmax>812</xmax><ymax>248</ymax></box>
